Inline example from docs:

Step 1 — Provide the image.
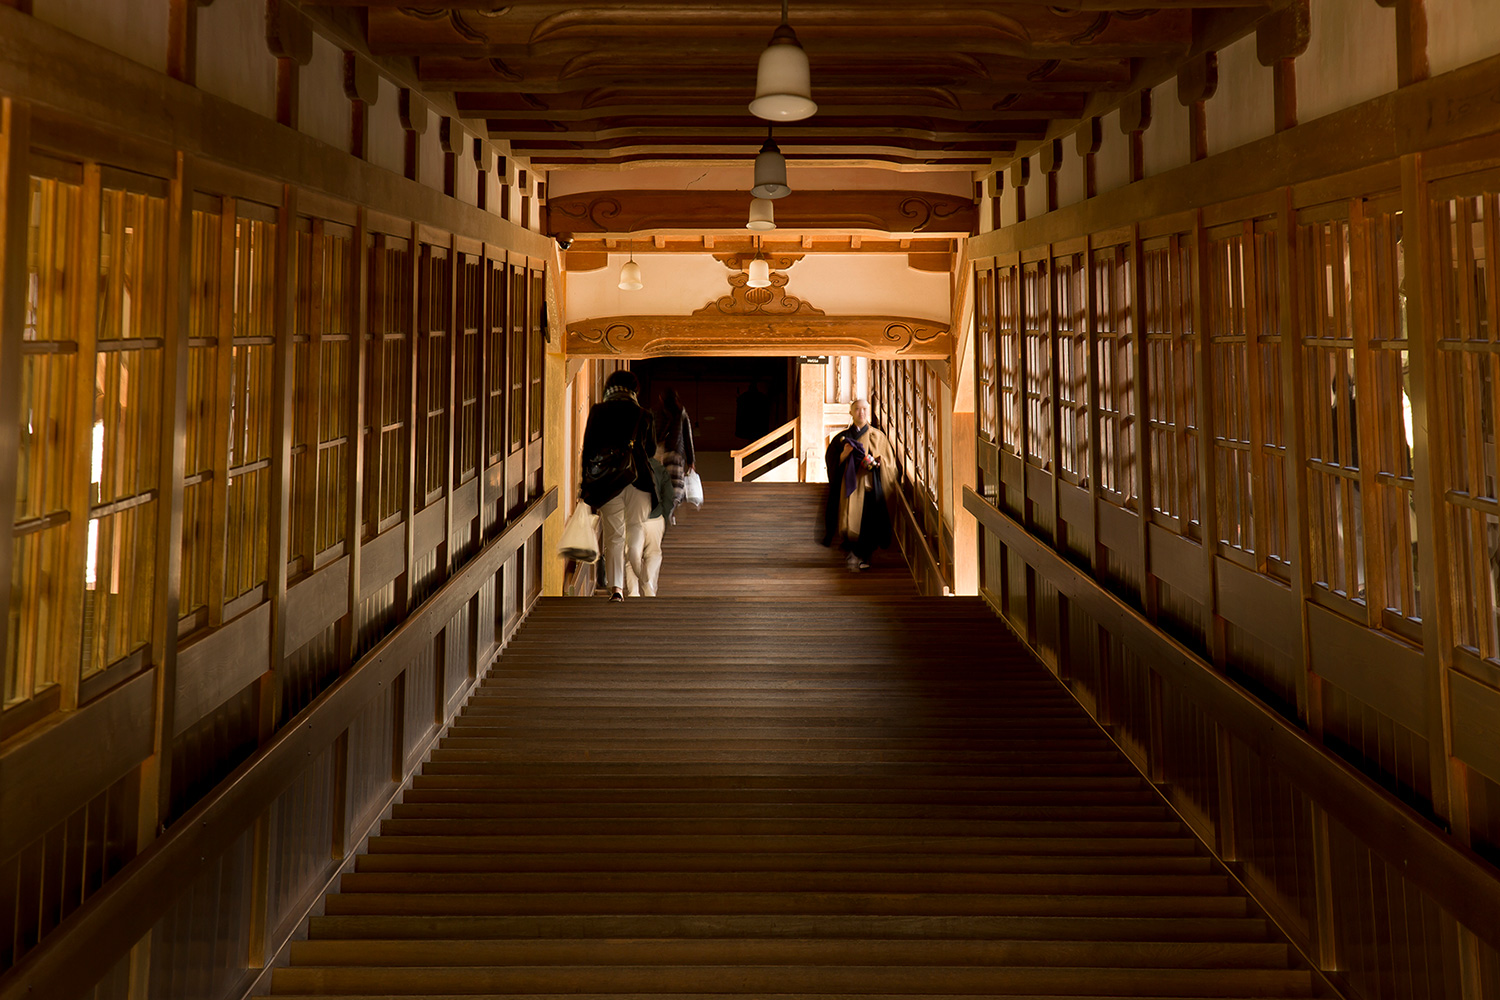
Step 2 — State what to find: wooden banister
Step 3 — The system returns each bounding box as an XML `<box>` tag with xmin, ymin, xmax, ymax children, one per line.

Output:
<box><xmin>730</xmin><ymin>418</ymin><xmax>799</xmax><ymax>482</ymax></box>
<box><xmin>887</xmin><ymin>481</ymin><xmax>946</xmax><ymax>597</ymax></box>
<box><xmin>963</xmin><ymin>486</ymin><xmax>1500</xmax><ymax>954</ymax></box>
<box><xmin>0</xmin><ymin>489</ymin><xmax>557</xmax><ymax>1000</ymax></box>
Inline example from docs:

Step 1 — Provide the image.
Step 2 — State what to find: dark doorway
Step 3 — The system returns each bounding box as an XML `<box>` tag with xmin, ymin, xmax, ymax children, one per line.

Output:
<box><xmin>633</xmin><ymin>357</ymin><xmax>794</xmax><ymax>480</ymax></box>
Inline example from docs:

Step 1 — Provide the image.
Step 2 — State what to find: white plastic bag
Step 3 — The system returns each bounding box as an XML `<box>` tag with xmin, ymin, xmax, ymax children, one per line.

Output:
<box><xmin>683</xmin><ymin>471</ymin><xmax>704</xmax><ymax>508</ymax></box>
<box><xmin>557</xmin><ymin>504</ymin><xmax>600</xmax><ymax>562</ymax></box>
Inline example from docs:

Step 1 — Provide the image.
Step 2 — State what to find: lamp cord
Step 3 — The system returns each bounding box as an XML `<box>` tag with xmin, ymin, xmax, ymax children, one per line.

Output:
<box><xmin>781</xmin><ymin>0</ymin><xmax>789</xmax><ymax>24</ymax></box>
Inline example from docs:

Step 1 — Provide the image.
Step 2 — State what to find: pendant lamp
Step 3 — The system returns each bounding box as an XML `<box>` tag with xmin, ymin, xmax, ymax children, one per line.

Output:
<box><xmin>746</xmin><ymin>197</ymin><xmax>776</xmax><ymax>230</ymax></box>
<box><xmin>752</xmin><ymin>128</ymin><xmax>790</xmax><ymax>200</ymax></box>
<box><xmin>747</xmin><ymin>238</ymin><xmax>772</xmax><ymax>288</ymax></box>
<box><xmin>750</xmin><ymin>0</ymin><xmax>816</xmax><ymax>121</ymax></box>
<box><xmin>617</xmin><ymin>245</ymin><xmax>642</xmax><ymax>290</ymax></box>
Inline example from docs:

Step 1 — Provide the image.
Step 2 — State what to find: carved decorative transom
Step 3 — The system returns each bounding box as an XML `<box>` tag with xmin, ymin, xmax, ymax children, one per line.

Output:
<box><xmin>693</xmin><ymin>268</ymin><xmax>825</xmax><ymax>318</ymax></box>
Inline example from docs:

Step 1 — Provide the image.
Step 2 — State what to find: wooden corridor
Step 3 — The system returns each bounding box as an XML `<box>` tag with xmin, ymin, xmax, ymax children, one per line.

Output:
<box><xmin>269</xmin><ymin>483</ymin><xmax>1320</xmax><ymax>998</ymax></box>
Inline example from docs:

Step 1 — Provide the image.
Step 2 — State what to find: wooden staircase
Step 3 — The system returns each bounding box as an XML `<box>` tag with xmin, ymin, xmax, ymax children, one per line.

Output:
<box><xmin>270</xmin><ymin>483</ymin><xmax>1320</xmax><ymax>999</ymax></box>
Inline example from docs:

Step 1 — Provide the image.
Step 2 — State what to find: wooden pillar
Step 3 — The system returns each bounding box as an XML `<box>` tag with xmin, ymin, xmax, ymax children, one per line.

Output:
<box><xmin>399</xmin><ymin>90</ymin><xmax>429</xmax><ymax>185</ymax></box>
<box><xmin>343</xmin><ymin>52</ymin><xmax>379</xmax><ymax>162</ymax></box>
<box><xmin>0</xmin><ymin>100</ymin><xmax>30</xmax><ymax>739</ymax></box>
<box><xmin>439</xmin><ymin>118</ymin><xmax>462</xmax><ymax>199</ymax></box>
<box><xmin>1392</xmin><ymin>0</ymin><xmax>1430</xmax><ymax>87</ymax></box>
<box><xmin>1120</xmin><ymin>91</ymin><xmax>1151</xmax><ymax>185</ymax></box>
<box><xmin>167</xmin><ymin>0</ymin><xmax>207</xmax><ymax>84</ymax></box>
<box><xmin>1178</xmin><ymin>52</ymin><xmax>1218</xmax><ymax>163</ymax></box>
<box><xmin>1009</xmin><ymin>158</ymin><xmax>1029</xmax><ymax>224</ymax></box>
<box><xmin>1076</xmin><ymin>118</ymin><xmax>1101</xmax><ymax>201</ymax></box>
<box><xmin>266</xmin><ymin>0</ymin><xmax>312</xmax><ymax>131</ymax></box>
<box><xmin>474</xmin><ymin>138</ymin><xmax>493</xmax><ymax>213</ymax></box>
<box><xmin>1257</xmin><ymin>1</ymin><xmax>1309</xmax><ymax>134</ymax></box>
<box><xmin>1041</xmin><ymin>140</ymin><xmax>1062</xmax><ymax>213</ymax></box>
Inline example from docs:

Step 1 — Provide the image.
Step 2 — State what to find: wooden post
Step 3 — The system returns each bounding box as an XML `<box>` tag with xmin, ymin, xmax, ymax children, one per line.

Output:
<box><xmin>1041</xmin><ymin>140</ymin><xmax>1062</xmax><ymax>214</ymax></box>
<box><xmin>439</xmin><ymin>118</ymin><xmax>462</xmax><ymax>199</ymax></box>
<box><xmin>1257</xmin><ymin>1</ymin><xmax>1309</xmax><ymax>133</ymax></box>
<box><xmin>343</xmin><ymin>52</ymin><xmax>379</xmax><ymax>162</ymax></box>
<box><xmin>1120</xmin><ymin>91</ymin><xmax>1151</xmax><ymax>185</ymax></box>
<box><xmin>343</xmin><ymin>210</ymin><xmax>369</xmax><ymax>671</ymax></box>
<box><xmin>1009</xmin><ymin>158</ymin><xmax>1029</xmax><ymax>224</ymax></box>
<box><xmin>1178</xmin><ymin>52</ymin><xmax>1218</xmax><ymax>163</ymax></box>
<box><xmin>399</xmin><ymin>90</ymin><xmax>429</xmax><ymax>185</ymax></box>
<box><xmin>265</xmin><ymin>0</ymin><xmax>312</xmax><ymax>131</ymax></box>
<box><xmin>1076</xmin><ymin>119</ymin><xmax>1101</xmax><ymax>202</ymax></box>
<box><xmin>1190</xmin><ymin>211</ymin><xmax>1222</xmax><ymax>667</ymax></box>
<box><xmin>474</xmin><ymin>139</ymin><xmax>493</xmax><ymax>213</ymax></box>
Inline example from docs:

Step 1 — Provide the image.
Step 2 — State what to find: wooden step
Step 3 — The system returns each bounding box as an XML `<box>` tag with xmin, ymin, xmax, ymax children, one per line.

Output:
<box><xmin>270</xmin><ymin>482</ymin><xmax>1319</xmax><ymax>1000</ymax></box>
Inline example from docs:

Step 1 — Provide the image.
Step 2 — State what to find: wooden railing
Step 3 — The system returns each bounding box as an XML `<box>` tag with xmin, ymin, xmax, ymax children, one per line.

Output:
<box><xmin>730</xmin><ymin>418</ymin><xmax>800</xmax><ymax>482</ymax></box>
<box><xmin>962</xmin><ymin>487</ymin><xmax>1500</xmax><ymax>960</ymax></box>
<box><xmin>0</xmin><ymin>489</ymin><xmax>557</xmax><ymax>1000</ymax></box>
<box><xmin>888</xmin><ymin>482</ymin><xmax>948</xmax><ymax>597</ymax></box>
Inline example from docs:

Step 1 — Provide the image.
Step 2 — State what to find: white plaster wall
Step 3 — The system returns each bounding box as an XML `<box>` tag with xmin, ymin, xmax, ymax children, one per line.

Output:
<box><xmin>368</xmin><ymin>76</ymin><xmax>404</xmax><ymax>177</ymax></box>
<box><xmin>36</xmin><ymin>0</ymin><xmax>168</xmax><ymax>73</ymax></box>
<box><xmin>420</xmin><ymin>109</ymin><xmax>444</xmax><ymax>192</ymax></box>
<box><xmin>785</xmin><ymin>256</ymin><xmax>949</xmax><ymax>323</ymax></box>
<box><xmin>300</xmin><ymin>33</ymin><xmax>347</xmax><ymax>152</ymax></box>
<box><xmin>1208</xmin><ymin>32</ymin><xmax>1275</xmax><ymax>157</ymax></box>
<box><xmin>1097</xmin><ymin>110</ymin><xmax>1132</xmax><ymax>197</ymax></box>
<box><xmin>567</xmin><ymin>255</ymin><xmax>741</xmax><ymax>319</ymax></box>
<box><xmin>565</xmin><ymin>253</ymin><xmax>949</xmax><ymax>325</ymax></box>
<box><xmin>546</xmin><ymin>164</ymin><xmax>974</xmax><ymax>198</ymax></box>
<box><xmin>1297</xmin><ymin>0</ymin><xmax>1398</xmax><ymax>124</ymax></box>
<box><xmin>196</xmin><ymin>0</ymin><xmax>277</xmax><ymax>122</ymax></box>
<box><xmin>1143</xmin><ymin>84</ymin><xmax>1191</xmax><ymax>178</ymax></box>
<box><xmin>1428</xmin><ymin>0</ymin><xmax>1500</xmax><ymax>76</ymax></box>
<box><xmin>1057</xmin><ymin>141</ymin><xmax>1087</xmax><ymax>209</ymax></box>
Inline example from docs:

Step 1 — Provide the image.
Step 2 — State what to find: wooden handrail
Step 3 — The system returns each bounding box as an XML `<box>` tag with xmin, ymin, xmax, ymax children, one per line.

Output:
<box><xmin>887</xmin><ymin>480</ymin><xmax>946</xmax><ymax>596</ymax></box>
<box><xmin>0</xmin><ymin>489</ymin><xmax>558</xmax><ymax>1000</ymax></box>
<box><xmin>730</xmin><ymin>417</ymin><xmax>799</xmax><ymax>482</ymax></box>
<box><xmin>962</xmin><ymin>486</ymin><xmax>1500</xmax><ymax>953</ymax></box>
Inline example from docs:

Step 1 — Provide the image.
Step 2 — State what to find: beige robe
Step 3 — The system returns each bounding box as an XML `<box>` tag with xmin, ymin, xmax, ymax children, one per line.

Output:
<box><xmin>838</xmin><ymin>426</ymin><xmax>893</xmax><ymax>542</ymax></box>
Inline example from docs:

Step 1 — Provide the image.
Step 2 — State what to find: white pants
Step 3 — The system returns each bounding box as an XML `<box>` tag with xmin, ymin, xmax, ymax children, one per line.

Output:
<box><xmin>625</xmin><ymin>516</ymin><xmax>665</xmax><ymax>597</ymax></box>
<box><xmin>598</xmin><ymin>485</ymin><xmax>652</xmax><ymax>594</ymax></box>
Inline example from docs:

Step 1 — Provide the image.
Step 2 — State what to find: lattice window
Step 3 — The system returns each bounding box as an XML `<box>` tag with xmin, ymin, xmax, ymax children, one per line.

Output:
<box><xmin>223</xmin><ymin>211</ymin><xmax>278</xmax><ymax>604</ymax></box>
<box><xmin>529</xmin><ymin>269</ymin><xmax>545</xmax><ymax>442</ymax></box>
<box><xmin>454</xmin><ymin>254</ymin><xmax>483</xmax><ymax>484</ymax></box>
<box><xmin>86</xmin><ymin>184</ymin><xmax>167</xmax><ymax>674</ymax></box>
<box><xmin>975</xmin><ymin>266</ymin><xmax>997</xmax><ymax>442</ymax></box>
<box><xmin>1298</xmin><ymin>215</ymin><xmax>1364</xmax><ymax>604</ymax></box>
<box><xmin>181</xmin><ymin>204</ymin><xmax>220</xmax><ymax>619</ymax></box>
<box><xmin>1209</xmin><ymin>220</ymin><xmax>1290</xmax><ymax>576</ymax></box>
<box><xmin>1434</xmin><ymin>191</ymin><xmax>1497</xmax><ymax>653</ymax></box>
<box><xmin>417</xmin><ymin>245</ymin><xmax>451</xmax><ymax>508</ymax></box>
<box><xmin>1022</xmin><ymin>259</ymin><xmax>1052</xmax><ymax>470</ymax></box>
<box><xmin>290</xmin><ymin>222</ymin><xmax>353</xmax><ymax>573</ymax></box>
<box><xmin>1143</xmin><ymin>234</ymin><xmax>1200</xmax><ymax>537</ymax></box>
<box><xmin>1093</xmin><ymin>243</ymin><xmax>1137</xmax><ymax>508</ymax></box>
<box><xmin>485</xmin><ymin>257</ymin><xmax>508</xmax><ymax>466</ymax></box>
<box><xmin>1056</xmin><ymin>251</ymin><xmax>1088</xmax><ymax>485</ymax></box>
<box><xmin>1365</xmin><ymin>203</ymin><xmax>1417</xmax><ymax>628</ymax></box>
<box><xmin>997</xmin><ymin>264</ymin><xmax>1021</xmax><ymax>455</ymax></box>
<box><xmin>509</xmin><ymin>265</ymin><xmax>526</xmax><ymax>453</ymax></box>
<box><xmin>364</xmin><ymin>236</ymin><xmax>411</xmax><ymax>534</ymax></box>
<box><xmin>923</xmin><ymin>365</ymin><xmax>939</xmax><ymax>496</ymax></box>
<box><xmin>7</xmin><ymin>173</ymin><xmax>83</xmax><ymax>708</ymax></box>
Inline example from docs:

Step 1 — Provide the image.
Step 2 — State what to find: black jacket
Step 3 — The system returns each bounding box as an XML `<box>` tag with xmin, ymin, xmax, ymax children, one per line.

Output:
<box><xmin>580</xmin><ymin>389</ymin><xmax>657</xmax><ymax>508</ymax></box>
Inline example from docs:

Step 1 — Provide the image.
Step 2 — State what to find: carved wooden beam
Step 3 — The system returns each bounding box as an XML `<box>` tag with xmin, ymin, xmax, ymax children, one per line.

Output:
<box><xmin>566</xmin><ymin>316</ymin><xmax>953</xmax><ymax>360</ymax></box>
<box><xmin>546</xmin><ymin>190</ymin><xmax>977</xmax><ymax>236</ymax></box>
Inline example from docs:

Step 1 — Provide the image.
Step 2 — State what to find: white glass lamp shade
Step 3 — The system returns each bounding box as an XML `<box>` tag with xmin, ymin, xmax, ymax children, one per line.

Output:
<box><xmin>752</xmin><ymin>140</ymin><xmax>790</xmax><ymax>200</ymax></box>
<box><xmin>747</xmin><ymin>257</ymin><xmax>772</xmax><ymax>288</ymax></box>
<box><xmin>617</xmin><ymin>259</ymin><xmax>643</xmax><ymax>291</ymax></box>
<box><xmin>750</xmin><ymin>24</ymin><xmax>816</xmax><ymax>121</ymax></box>
<box><xmin>746</xmin><ymin>198</ymin><xmax>776</xmax><ymax>230</ymax></box>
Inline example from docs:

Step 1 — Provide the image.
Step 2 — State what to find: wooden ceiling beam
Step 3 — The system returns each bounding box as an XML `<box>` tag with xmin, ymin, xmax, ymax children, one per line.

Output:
<box><xmin>503</xmin><ymin>128</ymin><xmax>1049</xmax><ymax>147</ymax></box>
<box><xmin>563</xmin><ymin>237</ymin><xmax>958</xmax><ymax>255</ymax></box>
<box><xmin>327</xmin><ymin>1</ymin><xmax>1265</xmax><ymax>10</ymax></box>
<box><xmin>546</xmin><ymin>189</ymin><xmax>978</xmax><ymax>236</ymax></box>
<box><xmin>452</xmin><ymin>99</ymin><xmax>1091</xmax><ymax>121</ymax></box>
<box><xmin>522</xmin><ymin>149</ymin><xmax>1000</xmax><ymax>167</ymax></box>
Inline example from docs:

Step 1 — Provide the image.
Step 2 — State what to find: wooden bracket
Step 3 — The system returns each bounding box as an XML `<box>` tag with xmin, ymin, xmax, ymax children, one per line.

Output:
<box><xmin>264</xmin><ymin>0</ymin><xmax>312</xmax><ymax>65</ymax></box>
<box><xmin>399</xmin><ymin>89</ymin><xmax>428</xmax><ymax>182</ymax></box>
<box><xmin>1119</xmin><ymin>89</ymin><xmax>1153</xmax><ymax>135</ymax></box>
<box><xmin>1256</xmin><ymin>0</ymin><xmax>1311</xmax><ymax>65</ymax></box>
<box><xmin>1177</xmin><ymin>51</ymin><xmax>1220</xmax><ymax>106</ymax></box>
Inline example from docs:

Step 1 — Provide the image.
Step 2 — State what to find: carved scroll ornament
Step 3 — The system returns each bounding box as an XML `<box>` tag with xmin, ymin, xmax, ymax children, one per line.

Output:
<box><xmin>566</xmin><ymin>316</ymin><xmax>952</xmax><ymax>360</ymax></box>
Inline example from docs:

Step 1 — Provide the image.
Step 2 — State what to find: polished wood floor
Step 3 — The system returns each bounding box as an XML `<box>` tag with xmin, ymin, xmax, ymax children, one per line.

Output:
<box><xmin>271</xmin><ymin>482</ymin><xmax>1317</xmax><ymax>998</ymax></box>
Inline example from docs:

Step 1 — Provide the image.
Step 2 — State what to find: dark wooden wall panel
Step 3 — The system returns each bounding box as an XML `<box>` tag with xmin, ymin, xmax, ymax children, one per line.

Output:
<box><xmin>1106</xmin><ymin>646</ymin><xmax>1153</xmax><ymax>774</ymax></box>
<box><xmin>402</xmin><ymin>644</ymin><xmax>439</xmax><ymax>760</ymax></box>
<box><xmin>445</xmin><ymin>605</ymin><xmax>471</xmax><ymax>705</ymax></box>
<box><xmin>1155</xmin><ymin>579</ymin><xmax>1208</xmax><ymax>658</ymax></box>
<box><xmin>168</xmin><ymin>684</ymin><xmax>259</xmax><ymax>823</ymax></box>
<box><xmin>1227</xmin><ymin>736</ymin><xmax>1318</xmax><ymax>944</ymax></box>
<box><xmin>345</xmin><ymin>684</ymin><xmax>398</xmax><ymax>835</ymax></box>
<box><xmin>265</xmin><ymin>744</ymin><xmax>338</xmax><ymax>940</ymax></box>
<box><xmin>475</xmin><ymin>576</ymin><xmax>498</xmax><ymax>667</ymax></box>
<box><xmin>354</xmin><ymin>582</ymin><xmax>399</xmax><ymax>660</ymax></box>
<box><xmin>1158</xmin><ymin>682</ymin><xmax>1219</xmax><ymax>835</ymax></box>
<box><xmin>409</xmin><ymin>544</ymin><xmax>444</xmax><ymax>609</ymax></box>
<box><xmin>1468</xmin><ymin>768</ymin><xmax>1500</xmax><ymax>868</ymax></box>
<box><xmin>281</xmin><ymin>621</ymin><xmax>341</xmax><ymax>722</ymax></box>
<box><xmin>85</xmin><ymin>953</ymin><xmax>131</xmax><ymax>1000</ymax></box>
<box><xmin>0</xmin><ymin>770</ymin><xmax>138</xmax><ymax>970</ymax></box>
<box><xmin>1326</xmin><ymin>821</ymin><xmax>1460</xmax><ymax>1000</ymax></box>
<box><xmin>1322</xmin><ymin>684</ymin><xmax>1434</xmax><ymax>815</ymax></box>
<box><xmin>144</xmin><ymin>827</ymin><xmax>256</xmax><ymax>1000</ymax></box>
<box><xmin>1223</xmin><ymin>620</ymin><xmax>1301</xmax><ymax>721</ymax></box>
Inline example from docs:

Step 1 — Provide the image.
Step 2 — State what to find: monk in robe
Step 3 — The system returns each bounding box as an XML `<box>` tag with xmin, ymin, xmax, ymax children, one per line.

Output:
<box><xmin>822</xmin><ymin>398</ymin><xmax>894</xmax><ymax>571</ymax></box>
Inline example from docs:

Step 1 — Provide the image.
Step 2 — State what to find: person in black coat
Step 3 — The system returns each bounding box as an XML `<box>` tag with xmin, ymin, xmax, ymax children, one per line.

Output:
<box><xmin>580</xmin><ymin>370</ymin><xmax>657</xmax><ymax>602</ymax></box>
